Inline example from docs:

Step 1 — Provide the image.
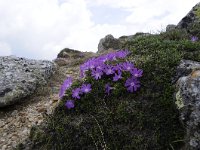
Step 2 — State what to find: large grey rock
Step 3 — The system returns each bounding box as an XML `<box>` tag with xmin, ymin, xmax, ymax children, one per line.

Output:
<box><xmin>0</xmin><ymin>55</ymin><xmax>57</xmax><ymax>107</ymax></box>
<box><xmin>97</xmin><ymin>33</ymin><xmax>152</xmax><ymax>53</ymax></box>
<box><xmin>97</xmin><ymin>34</ymin><xmax>120</xmax><ymax>53</ymax></box>
<box><xmin>175</xmin><ymin>60</ymin><xmax>200</xmax><ymax>150</ymax></box>
<box><xmin>177</xmin><ymin>2</ymin><xmax>200</xmax><ymax>29</ymax></box>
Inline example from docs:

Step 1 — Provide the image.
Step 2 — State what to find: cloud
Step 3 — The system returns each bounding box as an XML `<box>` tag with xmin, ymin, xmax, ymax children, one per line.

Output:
<box><xmin>88</xmin><ymin>0</ymin><xmax>200</xmax><ymax>32</ymax></box>
<box><xmin>0</xmin><ymin>0</ymin><xmax>199</xmax><ymax>60</ymax></box>
<box><xmin>0</xmin><ymin>42</ymin><xmax>12</xmax><ymax>56</ymax></box>
<box><xmin>0</xmin><ymin>0</ymin><xmax>94</xmax><ymax>60</ymax></box>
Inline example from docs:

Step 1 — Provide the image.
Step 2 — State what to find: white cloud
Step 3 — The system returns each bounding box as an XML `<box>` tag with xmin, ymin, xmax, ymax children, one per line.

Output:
<box><xmin>0</xmin><ymin>42</ymin><xmax>12</xmax><ymax>56</ymax></box>
<box><xmin>0</xmin><ymin>0</ymin><xmax>199</xmax><ymax>60</ymax></box>
<box><xmin>0</xmin><ymin>0</ymin><xmax>94</xmax><ymax>60</ymax></box>
<box><xmin>88</xmin><ymin>0</ymin><xmax>200</xmax><ymax>32</ymax></box>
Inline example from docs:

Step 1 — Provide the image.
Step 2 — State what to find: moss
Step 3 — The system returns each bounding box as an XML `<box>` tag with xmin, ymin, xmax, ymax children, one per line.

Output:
<box><xmin>160</xmin><ymin>29</ymin><xmax>189</xmax><ymax>41</ymax></box>
<box><xmin>194</xmin><ymin>7</ymin><xmax>200</xmax><ymax>18</ymax></box>
<box><xmin>21</xmin><ymin>31</ymin><xmax>200</xmax><ymax>149</ymax></box>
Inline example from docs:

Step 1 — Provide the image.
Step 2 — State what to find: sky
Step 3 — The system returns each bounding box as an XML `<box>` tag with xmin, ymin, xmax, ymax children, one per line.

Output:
<box><xmin>0</xmin><ymin>0</ymin><xmax>199</xmax><ymax>60</ymax></box>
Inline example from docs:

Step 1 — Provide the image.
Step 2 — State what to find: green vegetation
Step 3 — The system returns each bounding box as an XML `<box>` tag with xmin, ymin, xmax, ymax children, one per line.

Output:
<box><xmin>194</xmin><ymin>7</ymin><xmax>200</xmax><ymax>18</ymax></box>
<box><xmin>18</xmin><ymin>29</ymin><xmax>200</xmax><ymax>150</ymax></box>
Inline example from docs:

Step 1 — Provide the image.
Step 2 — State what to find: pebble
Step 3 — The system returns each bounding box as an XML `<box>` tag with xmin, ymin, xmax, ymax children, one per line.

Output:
<box><xmin>2</xmin><ymin>145</ymin><xmax>7</xmax><ymax>150</ymax></box>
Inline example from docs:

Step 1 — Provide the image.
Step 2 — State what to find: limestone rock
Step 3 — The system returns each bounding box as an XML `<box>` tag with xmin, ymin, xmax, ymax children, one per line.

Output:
<box><xmin>177</xmin><ymin>3</ymin><xmax>200</xmax><ymax>29</ymax></box>
<box><xmin>166</xmin><ymin>24</ymin><xmax>176</xmax><ymax>32</ymax></box>
<box><xmin>175</xmin><ymin>60</ymin><xmax>200</xmax><ymax>150</ymax></box>
<box><xmin>57</xmin><ymin>48</ymin><xmax>83</xmax><ymax>58</ymax></box>
<box><xmin>97</xmin><ymin>34</ymin><xmax>120</xmax><ymax>53</ymax></box>
<box><xmin>55</xmin><ymin>48</ymin><xmax>88</xmax><ymax>67</ymax></box>
<box><xmin>97</xmin><ymin>33</ymin><xmax>152</xmax><ymax>53</ymax></box>
<box><xmin>0</xmin><ymin>55</ymin><xmax>57</xmax><ymax>107</ymax></box>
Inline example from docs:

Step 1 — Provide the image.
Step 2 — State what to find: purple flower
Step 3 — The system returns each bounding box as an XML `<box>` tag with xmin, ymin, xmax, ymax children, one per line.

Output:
<box><xmin>79</xmin><ymin>49</ymin><xmax>131</xmax><ymax>79</ymax></box>
<box><xmin>191</xmin><ymin>36</ymin><xmax>198</xmax><ymax>42</ymax></box>
<box><xmin>113</xmin><ymin>72</ymin><xmax>122</xmax><ymax>81</ymax></box>
<box><xmin>107</xmin><ymin>53</ymin><xmax>117</xmax><ymax>61</ymax></box>
<box><xmin>80</xmin><ymin>64</ymin><xmax>88</xmax><ymax>78</ymax></box>
<box><xmin>65</xmin><ymin>100</ymin><xmax>75</xmax><ymax>109</ymax></box>
<box><xmin>125</xmin><ymin>77</ymin><xmax>141</xmax><ymax>92</ymax></box>
<box><xmin>91</xmin><ymin>69</ymin><xmax>103</xmax><ymax>80</ymax></box>
<box><xmin>81</xmin><ymin>84</ymin><xmax>92</xmax><ymax>94</ymax></box>
<box><xmin>99</xmin><ymin>56</ymin><xmax>109</xmax><ymax>63</ymax></box>
<box><xmin>104</xmin><ymin>65</ymin><xmax>115</xmax><ymax>75</ymax></box>
<box><xmin>59</xmin><ymin>77</ymin><xmax>73</xmax><ymax>98</ymax></box>
<box><xmin>88</xmin><ymin>60</ymin><xmax>96</xmax><ymax>69</ymax></box>
<box><xmin>72</xmin><ymin>88</ymin><xmax>81</xmax><ymax>99</ymax></box>
<box><xmin>122</xmin><ymin>62</ymin><xmax>134</xmax><ymax>71</ymax></box>
<box><xmin>115</xmin><ymin>50</ymin><xmax>130</xmax><ymax>58</ymax></box>
<box><xmin>96</xmin><ymin>63</ymin><xmax>105</xmax><ymax>71</ymax></box>
<box><xmin>105</xmin><ymin>83</ymin><xmax>112</xmax><ymax>95</ymax></box>
<box><xmin>113</xmin><ymin>64</ymin><xmax>123</xmax><ymax>72</ymax></box>
<box><xmin>131</xmin><ymin>68</ymin><xmax>143</xmax><ymax>77</ymax></box>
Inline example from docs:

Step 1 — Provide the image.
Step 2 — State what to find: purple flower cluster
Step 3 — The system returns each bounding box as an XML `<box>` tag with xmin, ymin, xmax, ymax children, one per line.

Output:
<box><xmin>72</xmin><ymin>84</ymin><xmax>92</xmax><ymax>99</ymax></box>
<box><xmin>79</xmin><ymin>50</ymin><xmax>143</xmax><ymax>93</ymax></box>
<box><xmin>191</xmin><ymin>36</ymin><xmax>198</xmax><ymax>42</ymax></box>
<box><xmin>59</xmin><ymin>50</ymin><xmax>143</xmax><ymax>109</ymax></box>
<box><xmin>65</xmin><ymin>83</ymin><xmax>92</xmax><ymax>109</ymax></box>
<box><xmin>80</xmin><ymin>50</ymin><xmax>130</xmax><ymax>78</ymax></box>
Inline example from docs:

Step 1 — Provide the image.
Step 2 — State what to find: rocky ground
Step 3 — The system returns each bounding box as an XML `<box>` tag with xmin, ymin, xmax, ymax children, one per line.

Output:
<box><xmin>0</xmin><ymin>52</ymin><xmax>96</xmax><ymax>150</ymax></box>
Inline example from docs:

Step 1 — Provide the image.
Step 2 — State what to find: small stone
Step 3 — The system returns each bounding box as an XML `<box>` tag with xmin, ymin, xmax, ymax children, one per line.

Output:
<box><xmin>3</xmin><ymin>133</ymin><xmax>7</xmax><ymax>136</ymax></box>
<box><xmin>37</xmin><ymin>107</ymin><xmax>46</xmax><ymax>113</ymax></box>
<box><xmin>11</xmin><ymin>110</ymin><xmax>18</xmax><ymax>116</ymax></box>
<box><xmin>1</xmin><ymin>139</ymin><xmax>5</xmax><ymax>142</ymax></box>
<box><xmin>28</xmin><ymin>118</ymin><xmax>34</xmax><ymax>122</ymax></box>
<box><xmin>0</xmin><ymin>120</ymin><xmax>5</xmax><ymax>127</ymax></box>
<box><xmin>2</xmin><ymin>145</ymin><xmax>7</xmax><ymax>150</ymax></box>
<box><xmin>19</xmin><ymin>112</ymin><xmax>26</xmax><ymax>116</ymax></box>
<box><xmin>37</xmin><ymin>120</ymin><xmax>43</xmax><ymax>125</ymax></box>
<box><xmin>20</xmin><ymin>117</ymin><xmax>26</xmax><ymax>123</ymax></box>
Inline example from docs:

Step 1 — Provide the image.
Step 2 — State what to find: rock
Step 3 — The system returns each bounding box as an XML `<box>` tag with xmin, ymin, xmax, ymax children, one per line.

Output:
<box><xmin>97</xmin><ymin>34</ymin><xmax>120</xmax><ymax>53</ymax></box>
<box><xmin>97</xmin><ymin>33</ymin><xmax>151</xmax><ymax>53</ymax></box>
<box><xmin>175</xmin><ymin>59</ymin><xmax>200</xmax><ymax>150</ymax></box>
<box><xmin>177</xmin><ymin>3</ymin><xmax>200</xmax><ymax>29</ymax></box>
<box><xmin>57</xmin><ymin>48</ymin><xmax>83</xmax><ymax>59</ymax></box>
<box><xmin>54</xmin><ymin>58</ymin><xmax>68</xmax><ymax>66</ymax></box>
<box><xmin>2</xmin><ymin>145</ymin><xmax>7</xmax><ymax>150</ymax></box>
<box><xmin>0</xmin><ymin>55</ymin><xmax>57</xmax><ymax>107</ymax></box>
<box><xmin>166</xmin><ymin>24</ymin><xmax>176</xmax><ymax>32</ymax></box>
<box><xmin>55</xmin><ymin>48</ymin><xmax>86</xmax><ymax>66</ymax></box>
<box><xmin>118</xmin><ymin>32</ymin><xmax>151</xmax><ymax>44</ymax></box>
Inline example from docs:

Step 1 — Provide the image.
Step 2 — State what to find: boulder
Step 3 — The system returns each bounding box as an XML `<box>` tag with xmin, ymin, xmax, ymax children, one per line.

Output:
<box><xmin>175</xmin><ymin>59</ymin><xmax>200</xmax><ymax>150</ymax></box>
<box><xmin>57</xmin><ymin>48</ymin><xmax>82</xmax><ymax>58</ymax></box>
<box><xmin>97</xmin><ymin>34</ymin><xmax>120</xmax><ymax>53</ymax></box>
<box><xmin>55</xmin><ymin>48</ymin><xmax>87</xmax><ymax>67</ymax></box>
<box><xmin>166</xmin><ymin>24</ymin><xmax>176</xmax><ymax>32</ymax></box>
<box><xmin>177</xmin><ymin>3</ymin><xmax>200</xmax><ymax>29</ymax></box>
<box><xmin>0</xmin><ymin>55</ymin><xmax>57</xmax><ymax>107</ymax></box>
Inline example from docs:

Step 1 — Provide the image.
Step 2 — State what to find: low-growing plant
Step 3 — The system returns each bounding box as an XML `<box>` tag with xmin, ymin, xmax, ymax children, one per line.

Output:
<box><xmin>59</xmin><ymin>50</ymin><xmax>143</xmax><ymax>109</ymax></box>
<box><xmin>23</xmin><ymin>33</ymin><xmax>200</xmax><ymax>149</ymax></box>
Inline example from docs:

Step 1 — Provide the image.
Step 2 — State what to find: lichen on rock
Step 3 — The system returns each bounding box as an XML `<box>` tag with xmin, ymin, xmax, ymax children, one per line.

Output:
<box><xmin>0</xmin><ymin>55</ymin><xmax>57</xmax><ymax>107</ymax></box>
<box><xmin>175</xmin><ymin>60</ymin><xmax>200</xmax><ymax>150</ymax></box>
